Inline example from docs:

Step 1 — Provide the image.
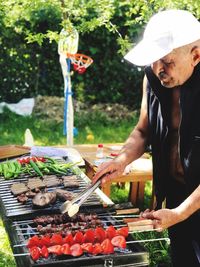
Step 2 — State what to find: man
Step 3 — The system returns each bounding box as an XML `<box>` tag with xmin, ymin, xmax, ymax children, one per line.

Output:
<box><xmin>93</xmin><ymin>10</ymin><xmax>200</xmax><ymax>267</ymax></box>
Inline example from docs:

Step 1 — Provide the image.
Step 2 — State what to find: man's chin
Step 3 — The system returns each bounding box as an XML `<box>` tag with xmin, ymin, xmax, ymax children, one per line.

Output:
<box><xmin>160</xmin><ymin>80</ymin><xmax>174</xmax><ymax>88</ymax></box>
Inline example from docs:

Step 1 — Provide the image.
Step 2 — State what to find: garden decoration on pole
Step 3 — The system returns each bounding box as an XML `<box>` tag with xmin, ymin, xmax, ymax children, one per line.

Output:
<box><xmin>58</xmin><ymin>26</ymin><xmax>79</xmax><ymax>146</ymax></box>
<box><xmin>58</xmin><ymin>26</ymin><xmax>93</xmax><ymax>146</ymax></box>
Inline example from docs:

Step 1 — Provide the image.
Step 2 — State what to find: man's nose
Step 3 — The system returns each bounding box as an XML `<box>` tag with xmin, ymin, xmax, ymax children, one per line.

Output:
<box><xmin>152</xmin><ymin>59</ymin><xmax>164</xmax><ymax>72</ymax></box>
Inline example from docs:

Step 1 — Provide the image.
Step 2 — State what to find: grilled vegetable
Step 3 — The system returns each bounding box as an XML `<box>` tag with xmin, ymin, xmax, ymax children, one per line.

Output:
<box><xmin>83</xmin><ymin>229</ymin><xmax>95</xmax><ymax>243</ymax></box>
<box><xmin>13</xmin><ymin>161</ymin><xmax>22</xmax><ymax>177</ymax></box>
<box><xmin>48</xmin><ymin>245</ymin><xmax>62</xmax><ymax>256</ymax></box>
<box><xmin>0</xmin><ymin>160</ymin><xmax>23</xmax><ymax>179</ymax></box>
<box><xmin>95</xmin><ymin>227</ymin><xmax>106</xmax><ymax>243</ymax></box>
<box><xmin>29</xmin><ymin>246</ymin><xmax>40</xmax><ymax>261</ymax></box>
<box><xmin>27</xmin><ymin>229</ymin><xmax>128</xmax><ymax>261</ymax></box>
<box><xmin>106</xmin><ymin>225</ymin><xmax>116</xmax><ymax>239</ymax></box>
<box><xmin>29</xmin><ymin>160</ymin><xmax>43</xmax><ymax>177</ymax></box>
<box><xmin>101</xmin><ymin>238</ymin><xmax>114</xmax><ymax>254</ymax></box>
<box><xmin>116</xmin><ymin>226</ymin><xmax>129</xmax><ymax>237</ymax></box>
<box><xmin>63</xmin><ymin>233</ymin><xmax>73</xmax><ymax>245</ymax></box>
<box><xmin>40</xmin><ymin>246</ymin><xmax>49</xmax><ymax>258</ymax></box>
<box><xmin>73</xmin><ymin>231</ymin><xmax>84</xmax><ymax>244</ymax></box>
<box><xmin>50</xmin><ymin>234</ymin><xmax>63</xmax><ymax>246</ymax></box>
<box><xmin>61</xmin><ymin>243</ymin><xmax>70</xmax><ymax>255</ymax></box>
<box><xmin>70</xmin><ymin>243</ymin><xmax>83</xmax><ymax>257</ymax></box>
<box><xmin>81</xmin><ymin>243</ymin><xmax>93</xmax><ymax>254</ymax></box>
<box><xmin>111</xmin><ymin>235</ymin><xmax>126</xmax><ymax>249</ymax></box>
<box><xmin>92</xmin><ymin>243</ymin><xmax>102</xmax><ymax>255</ymax></box>
<box><xmin>3</xmin><ymin>162</ymin><xmax>13</xmax><ymax>179</ymax></box>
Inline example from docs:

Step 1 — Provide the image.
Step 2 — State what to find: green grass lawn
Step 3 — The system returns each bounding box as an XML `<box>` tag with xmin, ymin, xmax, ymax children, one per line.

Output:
<box><xmin>0</xmin><ymin>108</ymin><xmax>171</xmax><ymax>266</ymax></box>
<box><xmin>0</xmin><ymin>220</ymin><xmax>16</xmax><ymax>267</ymax></box>
<box><xmin>0</xmin><ymin>108</ymin><xmax>135</xmax><ymax>146</ymax></box>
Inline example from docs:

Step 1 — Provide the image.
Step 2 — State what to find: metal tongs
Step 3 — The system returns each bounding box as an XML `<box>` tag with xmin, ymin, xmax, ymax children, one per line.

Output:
<box><xmin>60</xmin><ymin>176</ymin><xmax>103</xmax><ymax>216</ymax></box>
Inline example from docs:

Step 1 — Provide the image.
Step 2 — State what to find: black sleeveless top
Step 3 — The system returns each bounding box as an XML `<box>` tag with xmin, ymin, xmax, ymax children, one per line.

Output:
<box><xmin>145</xmin><ymin>64</ymin><xmax>200</xmax><ymax>208</ymax></box>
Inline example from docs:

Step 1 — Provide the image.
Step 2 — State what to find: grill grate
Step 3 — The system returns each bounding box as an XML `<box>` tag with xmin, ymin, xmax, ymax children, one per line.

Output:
<box><xmin>0</xmin><ymin>159</ymin><xmax>105</xmax><ymax>218</ymax></box>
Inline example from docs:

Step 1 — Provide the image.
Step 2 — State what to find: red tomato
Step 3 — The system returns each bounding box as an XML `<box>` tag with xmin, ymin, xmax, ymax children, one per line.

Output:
<box><xmin>29</xmin><ymin>246</ymin><xmax>40</xmax><ymax>261</ymax></box>
<box><xmin>50</xmin><ymin>233</ymin><xmax>63</xmax><ymax>245</ymax></box>
<box><xmin>111</xmin><ymin>235</ymin><xmax>126</xmax><ymax>249</ymax></box>
<box><xmin>40</xmin><ymin>246</ymin><xmax>49</xmax><ymax>258</ymax></box>
<box><xmin>25</xmin><ymin>157</ymin><xmax>31</xmax><ymax>163</ymax></box>
<box><xmin>48</xmin><ymin>245</ymin><xmax>62</xmax><ymax>255</ymax></box>
<box><xmin>38</xmin><ymin>157</ymin><xmax>46</xmax><ymax>162</ymax></box>
<box><xmin>101</xmin><ymin>238</ymin><xmax>114</xmax><ymax>254</ymax></box>
<box><xmin>92</xmin><ymin>243</ymin><xmax>103</xmax><ymax>255</ymax></box>
<box><xmin>61</xmin><ymin>243</ymin><xmax>70</xmax><ymax>255</ymax></box>
<box><xmin>70</xmin><ymin>243</ymin><xmax>83</xmax><ymax>257</ymax></box>
<box><xmin>17</xmin><ymin>159</ymin><xmax>23</xmax><ymax>164</ymax></box>
<box><xmin>27</xmin><ymin>235</ymin><xmax>41</xmax><ymax>248</ymax></box>
<box><xmin>95</xmin><ymin>227</ymin><xmax>106</xmax><ymax>243</ymax></box>
<box><xmin>18</xmin><ymin>158</ymin><xmax>26</xmax><ymax>164</ymax></box>
<box><xmin>81</xmin><ymin>243</ymin><xmax>93</xmax><ymax>254</ymax></box>
<box><xmin>40</xmin><ymin>235</ymin><xmax>51</xmax><ymax>247</ymax></box>
<box><xmin>30</xmin><ymin>157</ymin><xmax>37</xmax><ymax>162</ymax></box>
<box><xmin>106</xmin><ymin>226</ymin><xmax>116</xmax><ymax>239</ymax></box>
<box><xmin>83</xmin><ymin>229</ymin><xmax>95</xmax><ymax>243</ymax></box>
<box><xmin>116</xmin><ymin>227</ymin><xmax>129</xmax><ymax>238</ymax></box>
<box><xmin>63</xmin><ymin>233</ymin><xmax>74</xmax><ymax>245</ymax></box>
<box><xmin>73</xmin><ymin>231</ymin><xmax>84</xmax><ymax>244</ymax></box>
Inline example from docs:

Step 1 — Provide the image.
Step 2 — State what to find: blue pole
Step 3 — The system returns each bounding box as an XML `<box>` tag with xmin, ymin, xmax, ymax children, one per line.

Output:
<box><xmin>63</xmin><ymin>58</ymin><xmax>72</xmax><ymax>135</ymax></box>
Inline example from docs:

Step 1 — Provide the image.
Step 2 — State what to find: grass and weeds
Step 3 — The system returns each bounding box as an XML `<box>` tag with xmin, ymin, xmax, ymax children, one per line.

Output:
<box><xmin>0</xmin><ymin>107</ymin><xmax>171</xmax><ymax>266</ymax></box>
<box><xmin>0</xmin><ymin>220</ymin><xmax>16</xmax><ymax>267</ymax></box>
<box><xmin>0</xmin><ymin>107</ymin><xmax>136</xmax><ymax>146</ymax></box>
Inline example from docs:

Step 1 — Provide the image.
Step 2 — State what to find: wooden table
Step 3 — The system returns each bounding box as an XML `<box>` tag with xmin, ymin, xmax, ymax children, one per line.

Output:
<box><xmin>73</xmin><ymin>144</ymin><xmax>153</xmax><ymax>208</ymax></box>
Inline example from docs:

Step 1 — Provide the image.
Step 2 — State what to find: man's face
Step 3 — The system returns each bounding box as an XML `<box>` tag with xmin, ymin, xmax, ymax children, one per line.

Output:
<box><xmin>151</xmin><ymin>46</ymin><xmax>195</xmax><ymax>88</ymax></box>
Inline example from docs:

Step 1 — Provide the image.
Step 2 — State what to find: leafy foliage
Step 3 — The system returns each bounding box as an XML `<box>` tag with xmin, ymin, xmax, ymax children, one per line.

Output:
<box><xmin>1</xmin><ymin>0</ymin><xmax>200</xmax><ymax>107</ymax></box>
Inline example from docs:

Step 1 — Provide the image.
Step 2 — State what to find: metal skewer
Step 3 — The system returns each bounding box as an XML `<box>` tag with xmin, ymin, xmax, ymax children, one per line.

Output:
<box><xmin>12</xmin><ymin>213</ymin><xmax>140</xmax><ymax>227</ymax></box>
<box><xmin>13</xmin><ymin>236</ymin><xmax>170</xmax><ymax>252</ymax></box>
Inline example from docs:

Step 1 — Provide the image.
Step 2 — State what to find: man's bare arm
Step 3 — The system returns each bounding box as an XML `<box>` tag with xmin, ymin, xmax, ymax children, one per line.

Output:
<box><xmin>175</xmin><ymin>184</ymin><xmax>200</xmax><ymax>221</ymax></box>
<box><xmin>116</xmin><ymin>75</ymin><xmax>149</xmax><ymax>166</ymax></box>
<box><xmin>92</xmin><ymin>76</ymin><xmax>149</xmax><ymax>183</ymax></box>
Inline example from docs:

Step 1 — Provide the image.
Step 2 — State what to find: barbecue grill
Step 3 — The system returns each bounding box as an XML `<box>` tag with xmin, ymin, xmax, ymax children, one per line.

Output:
<box><xmin>10</xmin><ymin>208</ymin><xmax>150</xmax><ymax>267</ymax></box>
<box><xmin>0</xmin><ymin>156</ymin><xmax>152</xmax><ymax>267</ymax></box>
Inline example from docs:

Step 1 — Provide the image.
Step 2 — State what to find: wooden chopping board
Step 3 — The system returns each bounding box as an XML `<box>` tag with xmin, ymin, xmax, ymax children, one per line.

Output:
<box><xmin>0</xmin><ymin>145</ymin><xmax>30</xmax><ymax>159</ymax></box>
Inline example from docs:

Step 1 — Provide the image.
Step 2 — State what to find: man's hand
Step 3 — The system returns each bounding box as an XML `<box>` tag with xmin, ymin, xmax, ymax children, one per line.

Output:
<box><xmin>92</xmin><ymin>158</ymin><xmax>126</xmax><ymax>185</ymax></box>
<box><xmin>141</xmin><ymin>208</ymin><xmax>183</xmax><ymax>231</ymax></box>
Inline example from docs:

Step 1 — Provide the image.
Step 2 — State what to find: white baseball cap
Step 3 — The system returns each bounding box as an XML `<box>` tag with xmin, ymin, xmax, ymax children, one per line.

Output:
<box><xmin>124</xmin><ymin>10</ymin><xmax>200</xmax><ymax>66</ymax></box>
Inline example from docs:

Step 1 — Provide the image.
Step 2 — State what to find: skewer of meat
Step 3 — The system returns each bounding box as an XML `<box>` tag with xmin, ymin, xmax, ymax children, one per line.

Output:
<box><xmin>13</xmin><ymin>213</ymin><xmax>100</xmax><ymax>226</ymax></box>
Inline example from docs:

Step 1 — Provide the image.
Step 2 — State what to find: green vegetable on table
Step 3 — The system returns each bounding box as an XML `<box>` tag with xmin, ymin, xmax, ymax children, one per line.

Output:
<box><xmin>29</xmin><ymin>160</ymin><xmax>43</xmax><ymax>177</ymax></box>
<box><xmin>0</xmin><ymin>156</ymin><xmax>78</xmax><ymax>180</ymax></box>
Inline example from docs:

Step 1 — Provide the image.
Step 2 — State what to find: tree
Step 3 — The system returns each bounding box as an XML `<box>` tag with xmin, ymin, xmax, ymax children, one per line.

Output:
<box><xmin>1</xmin><ymin>0</ymin><xmax>200</xmax><ymax>106</ymax></box>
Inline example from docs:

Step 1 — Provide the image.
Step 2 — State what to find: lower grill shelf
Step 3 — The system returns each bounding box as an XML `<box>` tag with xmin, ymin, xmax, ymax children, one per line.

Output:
<box><xmin>6</xmin><ymin>213</ymin><xmax>150</xmax><ymax>267</ymax></box>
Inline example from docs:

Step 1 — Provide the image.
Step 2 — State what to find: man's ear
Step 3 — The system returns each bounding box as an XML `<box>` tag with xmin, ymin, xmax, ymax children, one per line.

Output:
<box><xmin>191</xmin><ymin>46</ymin><xmax>200</xmax><ymax>66</ymax></box>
